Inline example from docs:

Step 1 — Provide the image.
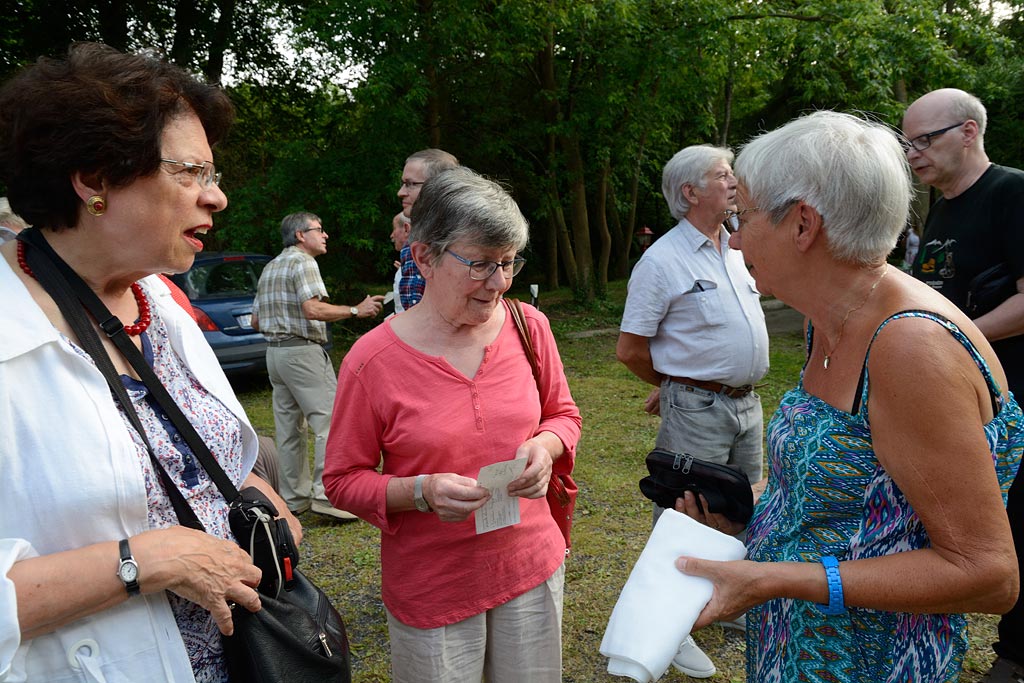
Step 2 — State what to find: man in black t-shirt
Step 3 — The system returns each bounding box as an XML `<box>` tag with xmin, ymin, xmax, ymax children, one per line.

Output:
<box><xmin>904</xmin><ymin>88</ymin><xmax>1024</xmax><ymax>679</ymax></box>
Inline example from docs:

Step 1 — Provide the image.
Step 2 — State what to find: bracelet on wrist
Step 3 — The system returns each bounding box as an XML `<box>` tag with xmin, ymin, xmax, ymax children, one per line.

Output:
<box><xmin>819</xmin><ymin>555</ymin><xmax>846</xmax><ymax>616</ymax></box>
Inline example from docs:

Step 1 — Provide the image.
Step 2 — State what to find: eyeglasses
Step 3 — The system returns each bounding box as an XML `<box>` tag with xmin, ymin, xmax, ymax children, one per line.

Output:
<box><xmin>900</xmin><ymin>121</ymin><xmax>966</xmax><ymax>152</ymax></box>
<box><xmin>304</xmin><ymin>226</ymin><xmax>326</xmax><ymax>233</ymax></box>
<box><xmin>724</xmin><ymin>207</ymin><xmax>760</xmax><ymax>230</ymax></box>
<box><xmin>160</xmin><ymin>158</ymin><xmax>222</xmax><ymax>188</ymax></box>
<box><xmin>400</xmin><ymin>180</ymin><xmax>425</xmax><ymax>190</ymax></box>
<box><xmin>447</xmin><ymin>250</ymin><xmax>526</xmax><ymax>280</ymax></box>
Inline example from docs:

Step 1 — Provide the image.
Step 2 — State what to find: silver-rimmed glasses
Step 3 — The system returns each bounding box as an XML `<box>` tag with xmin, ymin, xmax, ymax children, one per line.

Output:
<box><xmin>160</xmin><ymin>158</ymin><xmax>222</xmax><ymax>188</ymax></box>
<box><xmin>447</xmin><ymin>250</ymin><xmax>526</xmax><ymax>280</ymax></box>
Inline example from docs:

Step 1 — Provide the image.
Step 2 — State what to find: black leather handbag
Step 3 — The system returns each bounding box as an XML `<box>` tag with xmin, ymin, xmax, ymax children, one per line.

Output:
<box><xmin>639</xmin><ymin>448</ymin><xmax>754</xmax><ymax>524</ymax></box>
<box><xmin>20</xmin><ymin>229</ymin><xmax>351</xmax><ymax>683</ymax></box>
<box><xmin>223</xmin><ymin>487</ymin><xmax>350</xmax><ymax>683</ymax></box>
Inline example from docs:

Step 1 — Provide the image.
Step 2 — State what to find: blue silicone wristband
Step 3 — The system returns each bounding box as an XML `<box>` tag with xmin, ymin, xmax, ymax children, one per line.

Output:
<box><xmin>819</xmin><ymin>555</ymin><xmax>846</xmax><ymax>615</ymax></box>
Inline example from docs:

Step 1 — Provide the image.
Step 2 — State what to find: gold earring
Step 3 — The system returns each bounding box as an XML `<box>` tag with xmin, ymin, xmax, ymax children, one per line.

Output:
<box><xmin>86</xmin><ymin>195</ymin><xmax>106</xmax><ymax>216</ymax></box>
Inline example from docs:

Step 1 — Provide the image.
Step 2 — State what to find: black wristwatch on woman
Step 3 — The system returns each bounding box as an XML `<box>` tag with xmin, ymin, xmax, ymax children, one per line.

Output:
<box><xmin>117</xmin><ymin>538</ymin><xmax>141</xmax><ymax>597</ymax></box>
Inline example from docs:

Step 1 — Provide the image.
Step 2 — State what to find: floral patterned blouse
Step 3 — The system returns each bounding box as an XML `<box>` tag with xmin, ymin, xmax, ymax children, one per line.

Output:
<box><xmin>67</xmin><ymin>308</ymin><xmax>245</xmax><ymax>683</ymax></box>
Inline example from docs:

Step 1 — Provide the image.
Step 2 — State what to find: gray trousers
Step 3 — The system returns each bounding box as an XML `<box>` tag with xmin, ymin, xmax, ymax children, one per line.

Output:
<box><xmin>652</xmin><ymin>378</ymin><xmax>762</xmax><ymax>530</ymax></box>
<box><xmin>266</xmin><ymin>343</ymin><xmax>336</xmax><ymax>511</ymax></box>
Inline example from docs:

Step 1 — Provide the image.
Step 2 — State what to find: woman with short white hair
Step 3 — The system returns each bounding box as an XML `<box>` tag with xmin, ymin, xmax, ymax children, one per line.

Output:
<box><xmin>674</xmin><ymin>111</ymin><xmax>1024</xmax><ymax>682</ymax></box>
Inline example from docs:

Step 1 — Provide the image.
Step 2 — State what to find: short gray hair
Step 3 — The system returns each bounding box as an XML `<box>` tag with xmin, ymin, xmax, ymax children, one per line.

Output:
<box><xmin>406</xmin><ymin>148</ymin><xmax>460</xmax><ymax>180</ymax></box>
<box><xmin>735</xmin><ymin>111</ymin><xmax>912</xmax><ymax>265</ymax></box>
<box><xmin>947</xmin><ymin>89</ymin><xmax>988</xmax><ymax>136</ymax></box>
<box><xmin>281</xmin><ymin>211</ymin><xmax>320</xmax><ymax>247</ymax></box>
<box><xmin>409</xmin><ymin>167</ymin><xmax>529</xmax><ymax>264</ymax></box>
<box><xmin>662</xmin><ymin>145</ymin><xmax>735</xmax><ymax>220</ymax></box>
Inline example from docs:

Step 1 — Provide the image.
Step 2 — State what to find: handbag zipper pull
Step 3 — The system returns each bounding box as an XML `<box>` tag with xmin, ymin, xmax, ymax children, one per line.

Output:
<box><xmin>318</xmin><ymin>631</ymin><xmax>333</xmax><ymax>657</ymax></box>
<box><xmin>682</xmin><ymin>455</ymin><xmax>693</xmax><ymax>474</ymax></box>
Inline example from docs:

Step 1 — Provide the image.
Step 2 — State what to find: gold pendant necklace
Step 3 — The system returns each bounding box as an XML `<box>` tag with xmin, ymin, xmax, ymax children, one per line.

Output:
<box><xmin>822</xmin><ymin>264</ymin><xmax>888</xmax><ymax>370</ymax></box>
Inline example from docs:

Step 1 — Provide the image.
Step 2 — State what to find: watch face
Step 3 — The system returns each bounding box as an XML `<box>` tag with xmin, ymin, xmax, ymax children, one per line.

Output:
<box><xmin>120</xmin><ymin>561</ymin><xmax>139</xmax><ymax>582</ymax></box>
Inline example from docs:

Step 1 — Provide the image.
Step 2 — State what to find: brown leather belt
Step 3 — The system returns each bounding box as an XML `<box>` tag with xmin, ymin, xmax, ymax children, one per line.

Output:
<box><xmin>668</xmin><ymin>376</ymin><xmax>754</xmax><ymax>399</ymax></box>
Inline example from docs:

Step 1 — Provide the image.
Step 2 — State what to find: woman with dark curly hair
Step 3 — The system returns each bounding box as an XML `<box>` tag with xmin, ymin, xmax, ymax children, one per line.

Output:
<box><xmin>0</xmin><ymin>43</ymin><xmax>297</xmax><ymax>681</ymax></box>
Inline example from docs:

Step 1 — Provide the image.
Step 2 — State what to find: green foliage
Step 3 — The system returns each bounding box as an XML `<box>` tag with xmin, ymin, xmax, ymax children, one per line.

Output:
<box><xmin>5</xmin><ymin>0</ymin><xmax>1024</xmax><ymax>295</ymax></box>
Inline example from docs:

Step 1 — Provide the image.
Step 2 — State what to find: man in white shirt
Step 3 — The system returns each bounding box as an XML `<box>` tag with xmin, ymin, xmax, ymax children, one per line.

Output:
<box><xmin>617</xmin><ymin>145</ymin><xmax>770</xmax><ymax>679</ymax></box>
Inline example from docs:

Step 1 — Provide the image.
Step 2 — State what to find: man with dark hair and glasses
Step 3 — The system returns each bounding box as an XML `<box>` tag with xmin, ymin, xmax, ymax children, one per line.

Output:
<box><xmin>903</xmin><ymin>88</ymin><xmax>1024</xmax><ymax>682</ymax></box>
<box><xmin>252</xmin><ymin>211</ymin><xmax>384</xmax><ymax>520</ymax></box>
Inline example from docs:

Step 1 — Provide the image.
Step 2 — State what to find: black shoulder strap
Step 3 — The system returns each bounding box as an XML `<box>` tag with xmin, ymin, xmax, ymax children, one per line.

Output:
<box><xmin>19</xmin><ymin>229</ymin><xmax>242</xmax><ymax>525</ymax></box>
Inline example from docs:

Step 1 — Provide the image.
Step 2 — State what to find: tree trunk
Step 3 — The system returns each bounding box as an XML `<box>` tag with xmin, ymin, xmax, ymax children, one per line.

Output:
<box><xmin>720</xmin><ymin>71</ymin><xmax>734</xmax><ymax>145</ymax></box>
<box><xmin>595</xmin><ymin>157</ymin><xmax>612</xmax><ymax>292</ymax></box>
<box><xmin>170</xmin><ymin>0</ymin><xmax>198</xmax><ymax>67</ymax></box>
<box><xmin>545</xmin><ymin>177</ymin><xmax>574</xmax><ymax>289</ymax></box>
<box><xmin>618</xmin><ymin>129</ymin><xmax>647</xmax><ymax>279</ymax></box>
<box><xmin>205</xmin><ymin>0</ymin><xmax>235</xmax><ymax>83</ymax></box>
<box><xmin>537</xmin><ymin>12</ymin><xmax>580</xmax><ymax>291</ymax></box>
<box><xmin>418</xmin><ymin>0</ymin><xmax>442</xmax><ymax>147</ymax></box>
<box><xmin>95</xmin><ymin>0</ymin><xmax>129</xmax><ymax>51</ymax></box>
<box><xmin>561</xmin><ymin>133</ymin><xmax>594</xmax><ymax>302</ymax></box>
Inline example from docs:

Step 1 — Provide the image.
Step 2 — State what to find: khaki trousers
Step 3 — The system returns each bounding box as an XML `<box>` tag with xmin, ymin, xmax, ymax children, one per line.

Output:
<box><xmin>386</xmin><ymin>563</ymin><xmax>565</xmax><ymax>683</ymax></box>
<box><xmin>266</xmin><ymin>343</ymin><xmax>336</xmax><ymax>511</ymax></box>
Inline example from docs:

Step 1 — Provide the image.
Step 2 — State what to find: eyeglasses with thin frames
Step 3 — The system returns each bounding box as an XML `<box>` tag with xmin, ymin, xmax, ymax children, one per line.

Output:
<box><xmin>400</xmin><ymin>180</ymin><xmax>425</xmax><ymax>190</ymax></box>
<box><xmin>304</xmin><ymin>226</ymin><xmax>326</xmax><ymax>234</ymax></box>
<box><xmin>447</xmin><ymin>250</ymin><xmax>526</xmax><ymax>280</ymax></box>
<box><xmin>160</xmin><ymin>158</ymin><xmax>222</xmax><ymax>188</ymax></box>
<box><xmin>723</xmin><ymin>207</ymin><xmax>760</xmax><ymax>230</ymax></box>
<box><xmin>901</xmin><ymin>121</ymin><xmax>966</xmax><ymax>153</ymax></box>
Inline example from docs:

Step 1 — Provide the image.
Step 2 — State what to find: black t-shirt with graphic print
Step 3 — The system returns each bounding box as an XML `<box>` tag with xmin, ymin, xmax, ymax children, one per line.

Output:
<box><xmin>912</xmin><ymin>163</ymin><xmax>1024</xmax><ymax>395</ymax></box>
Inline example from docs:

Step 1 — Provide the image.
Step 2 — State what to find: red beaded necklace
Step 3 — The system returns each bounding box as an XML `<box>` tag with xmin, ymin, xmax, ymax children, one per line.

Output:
<box><xmin>16</xmin><ymin>240</ymin><xmax>152</xmax><ymax>336</ymax></box>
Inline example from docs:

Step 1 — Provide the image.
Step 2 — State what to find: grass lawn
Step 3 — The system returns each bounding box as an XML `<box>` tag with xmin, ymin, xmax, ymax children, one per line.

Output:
<box><xmin>232</xmin><ymin>279</ymin><xmax>999</xmax><ymax>682</ymax></box>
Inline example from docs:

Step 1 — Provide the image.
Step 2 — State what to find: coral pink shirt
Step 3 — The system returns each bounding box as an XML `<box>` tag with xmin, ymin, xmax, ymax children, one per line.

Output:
<box><xmin>324</xmin><ymin>302</ymin><xmax>581</xmax><ymax>628</ymax></box>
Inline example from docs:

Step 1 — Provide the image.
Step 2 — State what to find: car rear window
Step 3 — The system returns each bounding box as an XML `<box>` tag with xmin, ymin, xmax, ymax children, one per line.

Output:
<box><xmin>180</xmin><ymin>260</ymin><xmax>267</xmax><ymax>300</ymax></box>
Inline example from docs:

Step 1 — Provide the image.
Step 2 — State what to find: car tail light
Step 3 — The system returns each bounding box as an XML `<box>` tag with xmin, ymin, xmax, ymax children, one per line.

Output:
<box><xmin>193</xmin><ymin>307</ymin><xmax>220</xmax><ymax>332</ymax></box>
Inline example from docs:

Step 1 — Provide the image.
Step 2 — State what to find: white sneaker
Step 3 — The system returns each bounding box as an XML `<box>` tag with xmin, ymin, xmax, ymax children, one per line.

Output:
<box><xmin>719</xmin><ymin>613</ymin><xmax>746</xmax><ymax>632</ymax></box>
<box><xmin>671</xmin><ymin>636</ymin><xmax>716</xmax><ymax>678</ymax></box>
<box><xmin>310</xmin><ymin>500</ymin><xmax>358</xmax><ymax>521</ymax></box>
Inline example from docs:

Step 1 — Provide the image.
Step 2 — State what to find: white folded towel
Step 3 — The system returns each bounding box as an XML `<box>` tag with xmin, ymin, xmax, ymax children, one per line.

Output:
<box><xmin>600</xmin><ymin>509</ymin><xmax>747</xmax><ymax>682</ymax></box>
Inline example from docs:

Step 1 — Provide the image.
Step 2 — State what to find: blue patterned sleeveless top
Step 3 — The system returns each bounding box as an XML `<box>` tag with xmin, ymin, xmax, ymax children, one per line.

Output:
<box><xmin>745</xmin><ymin>310</ymin><xmax>1023</xmax><ymax>683</ymax></box>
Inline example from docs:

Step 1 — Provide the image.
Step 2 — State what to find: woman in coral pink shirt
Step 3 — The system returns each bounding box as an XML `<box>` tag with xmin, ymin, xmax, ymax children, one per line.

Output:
<box><xmin>324</xmin><ymin>167</ymin><xmax>581</xmax><ymax>683</ymax></box>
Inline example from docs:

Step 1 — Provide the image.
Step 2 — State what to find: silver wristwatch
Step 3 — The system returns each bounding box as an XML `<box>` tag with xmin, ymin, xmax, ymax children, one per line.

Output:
<box><xmin>414</xmin><ymin>474</ymin><xmax>433</xmax><ymax>513</ymax></box>
<box><xmin>349</xmin><ymin>306</ymin><xmax>359</xmax><ymax>318</ymax></box>
<box><xmin>117</xmin><ymin>538</ymin><xmax>140</xmax><ymax>597</ymax></box>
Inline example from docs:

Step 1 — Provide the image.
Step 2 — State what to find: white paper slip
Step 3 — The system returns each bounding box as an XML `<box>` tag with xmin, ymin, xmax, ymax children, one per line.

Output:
<box><xmin>475</xmin><ymin>457</ymin><xmax>528</xmax><ymax>535</ymax></box>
